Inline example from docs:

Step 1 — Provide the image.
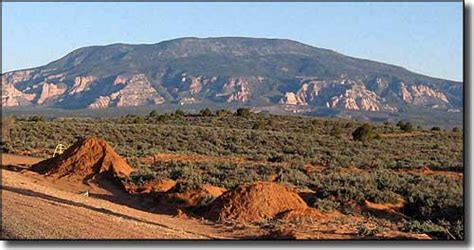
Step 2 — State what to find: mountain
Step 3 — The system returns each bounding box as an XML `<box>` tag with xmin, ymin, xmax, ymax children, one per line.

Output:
<box><xmin>1</xmin><ymin>37</ymin><xmax>463</xmax><ymax>116</ymax></box>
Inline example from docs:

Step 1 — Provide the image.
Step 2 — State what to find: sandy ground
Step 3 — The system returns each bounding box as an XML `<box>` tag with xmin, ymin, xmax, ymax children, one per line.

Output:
<box><xmin>2</xmin><ymin>170</ymin><xmax>225</xmax><ymax>239</ymax></box>
<box><xmin>1</xmin><ymin>153</ymin><xmax>44</xmax><ymax>166</ymax></box>
<box><xmin>1</xmin><ymin>154</ymin><xmax>263</xmax><ymax>240</ymax></box>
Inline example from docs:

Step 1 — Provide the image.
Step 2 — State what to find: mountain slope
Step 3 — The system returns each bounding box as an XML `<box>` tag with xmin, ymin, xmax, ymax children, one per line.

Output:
<box><xmin>2</xmin><ymin>37</ymin><xmax>462</xmax><ymax>114</ymax></box>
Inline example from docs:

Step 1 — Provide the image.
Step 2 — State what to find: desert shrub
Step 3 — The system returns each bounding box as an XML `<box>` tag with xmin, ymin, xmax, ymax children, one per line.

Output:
<box><xmin>1</xmin><ymin>142</ymin><xmax>14</xmax><ymax>153</ymax></box>
<box><xmin>431</xmin><ymin>126</ymin><xmax>442</xmax><ymax>131</ymax></box>
<box><xmin>380</xmin><ymin>173</ymin><xmax>464</xmax><ymax>236</ymax></box>
<box><xmin>340</xmin><ymin>202</ymin><xmax>358</xmax><ymax>215</ymax></box>
<box><xmin>344</xmin><ymin>122</ymin><xmax>354</xmax><ymax>128</ymax></box>
<box><xmin>174</xmin><ymin>109</ymin><xmax>185</xmax><ymax>117</ymax></box>
<box><xmin>401</xmin><ymin>220</ymin><xmax>462</xmax><ymax>239</ymax></box>
<box><xmin>195</xmin><ymin>194</ymin><xmax>217</xmax><ymax>208</ymax></box>
<box><xmin>9</xmin><ymin>112</ymin><xmax>462</xmax><ymax>172</ymax></box>
<box><xmin>150</xmin><ymin>160</ymin><xmax>276</xmax><ymax>189</ymax></box>
<box><xmin>131</xmin><ymin>115</ymin><xmax>145</xmax><ymax>124</ymax></box>
<box><xmin>235</xmin><ymin>108</ymin><xmax>252</xmax><ymax>117</ymax></box>
<box><xmin>199</xmin><ymin>108</ymin><xmax>213</xmax><ymax>117</ymax></box>
<box><xmin>329</xmin><ymin>125</ymin><xmax>343</xmax><ymax>138</ymax></box>
<box><xmin>373</xmin><ymin>169</ymin><xmax>404</xmax><ymax>191</ymax></box>
<box><xmin>352</xmin><ymin>124</ymin><xmax>378</xmax><ymax>141</ymax></box>
<box><xmin>252</xmin><ymin>121</ymin><xmax>265</xmax><ymax>130</ymax></box>
<box><xmin>402</xmin><ymin>220</ymin><xmax>444</xmax><ymax>235</ymax></box>
<box><xmin>28</xmin><ymin>116</ymin><xmax>44</xmax><ymax>122</ymax></box>
<box><xmin>357</xmin><ymin>223</ymin><xmax>384</xmax><ymax>237</ymax></box>
<box><xmin>313</xmin><ymin>198</ymin><xmax>340</xmax><ymax>212</ymax></box>
<box><xmin>452</xmin><ymin>127</ymin><xmax>461</xmax><ymax>133</ymax></box>
<box><xmin>148</xmin><ymin>110</ymin><xmax>159</xmax><ymax>118</ymax></box>
<box><xmin>267</xmin><ymin>154</ymin><xmax>285</xmax><ymax>163</ymax></box>
<box><xmin>310</xmin><ymin>170</ymin><xmax>405</xmax><ymax>212</ymax></box>
<box><xmin>438</xmin><ymin>219</ymin><xmax>464</xmax><ymax>240</ymax></box>
<box><xmin>128</xmin><ymin>171</ymin><xmax>157</xmax><ymax>185</ymax></box>
<box><xmin>397</xmin><ymin>121</ymin><xmax>414</xmax><ymax>132</ymax></box>
<box><xmin>171</xmin><ymin>181</ymin><xmax>203</xmax><ymax>193</ymax></box>
<box><xmin>215</xmin><ymin>109</ymin><xmax>232</xmax><ymax>117</ymax></box>
<box><xmin>275</xmin><ymin>166</ymin><xmax>310</xmax><ymax>187</ymax></box>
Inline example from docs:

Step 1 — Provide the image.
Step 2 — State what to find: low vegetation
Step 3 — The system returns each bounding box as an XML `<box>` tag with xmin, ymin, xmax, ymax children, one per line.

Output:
<box><xmin>6</xmin><ymin>110</ymin><xmax>462</xmax><ymax>171</ymax></box>
<box><xmin>4</xmin><ymin>109</ymin><xmax>464</xmax><ymax>239</ymax></box>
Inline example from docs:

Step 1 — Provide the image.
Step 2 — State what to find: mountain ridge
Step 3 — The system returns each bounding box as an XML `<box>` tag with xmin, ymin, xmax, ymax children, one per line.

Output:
<box><xmin>2</xmin><ymin>37</ymin><xmax>463</xmax><ymax>116</ymax></box>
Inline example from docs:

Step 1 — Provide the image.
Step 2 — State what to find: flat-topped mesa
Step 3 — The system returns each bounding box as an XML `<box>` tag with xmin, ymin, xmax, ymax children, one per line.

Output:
<box><xmin>1</xmin><ymin>37</ymin><xmax>461</xmax><ymax>112</ymax></box>
<box><xmin>31</xmin><ymin>137</ymin><xmax>133</xmax><ymax>181</ymax></box>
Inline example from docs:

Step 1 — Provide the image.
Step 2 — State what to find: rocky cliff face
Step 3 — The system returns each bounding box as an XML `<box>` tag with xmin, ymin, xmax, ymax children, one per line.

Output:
<box><xmin>88</xmin><ymin>74</ymin><xmax>165</xmax><ymax>109</ymax></box>
<box><xmin>2</xmin><ymin>82</ymin><xmax>36</xmax><ymax>107</ymax></box>
<box><xmin>36</xmin><ymin>83</ymin><xmax>67</xmax><ymax>104</ymax></box>
<box><xmin>279</xmin><ymin>76</ymin><xmax>456</xmax><ymax>112</ymax></box>
<box><xmin>69</xmin><ymin>76</ymin><xmax>96</xmax><ymax>95</ymax></box>
<box><xmin>1</xmin><ymin>37</ymin><xmax>462</xmax><ymax>113</ymax></box>
<box><xmin>218</xmin><ymin>77</ymin><xmax>252</xmax><ymax>103</ymax></box>
<box><xmin>327</xmin><ymin>85</ymin><xmax>382</xmax><ymax>111</ymax></box>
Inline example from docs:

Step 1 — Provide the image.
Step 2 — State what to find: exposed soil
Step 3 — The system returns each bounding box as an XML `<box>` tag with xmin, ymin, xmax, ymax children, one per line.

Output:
<box><xmin>1</xmin><ymin>169</ymin><xmax>245</xmax><ymax>239</ymax></box>
<box><xmin>206</xmin><ymin>182</ymin><xmax>308</xmax><ymax>223</ymax></box>
<box><xmin>31</xmin><ymin>137</ymin><xmax>133</xmax><ymax>181</ymax></box>
<box><xmin>1</xmin><ymin>153</ymin><xmax>44</xmax><ymax>166</ymax></box>
<box><xmin>363</xmin><ymin>199</ymin><xmax>409</xmax><ymax>220</ymax></box>
<box><xmin>364</xmin><ymin>198</ymin><xmax>405</xmax><ymax>212</ymax></box>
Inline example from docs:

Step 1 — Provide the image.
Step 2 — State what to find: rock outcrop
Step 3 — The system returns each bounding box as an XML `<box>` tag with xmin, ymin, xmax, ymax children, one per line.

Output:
<box><xmin>280</xmin><ymin>79</ymin><xmax>384</xmax><ymax>111</ymax></box>
<box><xmin>36</xmin><ymin>83</ymin><xmax>66</xmax><ymax>104</ymax></box>
<box><xmin>217</xmin><ymin>77</ymin><xmax>251</xmax><ymax>103</ymax></box>
<box><xmin>189</xmin><ymin>77</ymin><xmax>203</xmax><ymax>94</ymax></box>
<box><xmin>89</xmin><ymin>74</ymin><xmax>165</xmax><ymax>109</ymax></box>
<box><xmin>280</xmin><ymin>92</ymin><xmax>306</xmax><ymax>106</ymax></box>
<box><xmin>68</xmin><ymin>76</ymin><xmax>97</xmax><ymax>95</ymax></box>
<box><xmin>327</xmin><ymin>84</ymin><xmax>381</xmax><ymax>111</ymax></box>
<box><xmin>1</xmin><ymin>37</ymin><xmax>461</xmax><ymax>114</ymax></box>
<box><xmin>1</xmin><ymin>83</ymin><xmax>36</xmax><ymax>107</ymax></box>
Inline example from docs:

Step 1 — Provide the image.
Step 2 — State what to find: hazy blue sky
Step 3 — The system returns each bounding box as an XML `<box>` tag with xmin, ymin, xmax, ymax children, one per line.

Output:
<box><xmin>2</xmin><ymin>2</ymin><xmax>463</xmax><ymax>81</ymax></box>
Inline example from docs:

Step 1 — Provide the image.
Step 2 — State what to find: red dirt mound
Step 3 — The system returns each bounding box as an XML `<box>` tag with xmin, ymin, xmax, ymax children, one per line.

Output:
<box><xmin>31</xmin><ymin>137</ymin><xmax>133</xmax><ymax>181</ymax></box>
<box><xmin>206</xmin><ymin>182</ymin><xmax>308</xmax><ymax>223</ymax></box>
